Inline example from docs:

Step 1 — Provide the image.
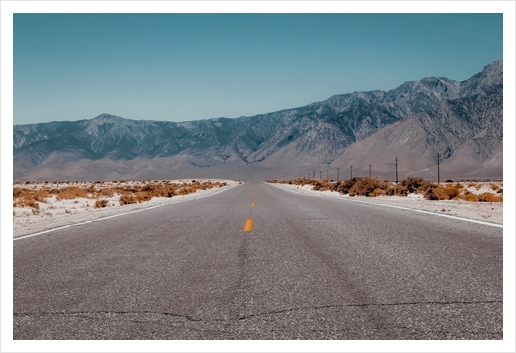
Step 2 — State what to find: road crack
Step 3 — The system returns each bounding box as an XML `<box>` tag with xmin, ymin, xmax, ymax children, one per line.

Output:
<box><xmin>13</xmin><ymin>310</ymin><xmax>203</xmax><ymax>322</ymax></box>
<box><xmin>13</xmin><ymin>299</ymin><xmax>501</xmax><ymax>323</ymax></box>
<box><xmin>234</xmin><ymin>299</ymin><xmax>503</xmax><ymax>321</ymax></box>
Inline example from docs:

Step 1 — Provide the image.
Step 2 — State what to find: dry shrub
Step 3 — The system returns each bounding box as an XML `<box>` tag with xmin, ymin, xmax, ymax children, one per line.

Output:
<box><xmin>461</xmin><ymin>193</ymin><xmax>479</xmax><ymax>202</ymax></box>
<box><xmin>391</xmin><ymin>177</ymin><xmax>434</xmax><ymax>196</ymax></box>
<box><xmin>14</xmin><ymin>198</ymin><xmax>40</xmax><ymax>209</ymax></box>
<box><xmin>136</xmin><ymin>191</ymin><xmax>152</xmax><ymax>202</ymax></box>
<box><xmin>177</xmin><ymin>186</ymin><xmax>195</xmax><ymax>195</ymax></box>
<box><xmin>94</xmin><ymin>199</ymin><xmax>108</xmax><ymax>208</ymax></box>
<box><xmin>33</xmin><ymin>189</ymin><xmax>51</xmax><ymax>202</ymax></box>
<box><xmin>496</xmin><ymin>188</ymin><xmax>503</xmax><ymax>194</ymax></box>
<box><xmin>98</xmin><ymin>188</ymin><xmax>115</xmax><ymax>197</ymax></box>
<box><xmin>425</xmin><ymin>186</ymin><xmax>449</xmax><ymax>200</ymax></box>
<box><xmin>370</xmin><ymin>188</ymin><xmax>387</xmax><ymax>197</ymax></box>
<box><xmin>56</xmin><ymin>187</ymin><xmax>88</xmax><ymax>200</ymax></box>
<box><xmin>489</xmin><ymin>183</ymin><xmax>499</xmax><ymax>191</ymax></box>
<box><xmin>479</xmin><ymin>192</ymin><xmax>503</xmax><ymax>202</ymax></box>
<box><xmin>402</xmin><ymin>177</ymin><xmax>433</xmax><ymax>193</ymax></box>
<box><xmin>164</xmin><ymin>184</ymin><xmax>178</xmax><ymax>197</ymax></box>
<box><xmin>426</xmin><ymin>184</ymin><xmax>465</xmax><ymax>201</ymax></box>
<box><xmin>312</xmin><ymin>179</ymin><xmax>334</xmax><ymax>191</ymax></box>
<box><xmin>444</xmin><ymin>185</ymin><xmax>462</xmax><ymax>200</ymax></box>
<box><xmin>86</xmin><ymin>184</ymin><xmax>97</xmax><ymax>194</ymax></box>
<box><xmin>335</xmin><ymin>178</ymin><xmax>361</xmax><ymax>195</ymax></box>
<box><xmin>120</xmin><ymin>193</ymin><xmax>137</xmax><ymax>205</ymax></box>
<box><xmin>349</xmin><ymin>177</ymin><xmax>391</xmax><ymax>197</ymax></box>
<box><xmin>13</xmin><ymin>187</ymin><xmax>26</xmax><ymax>198</ymax></box>
<box><xmin>13</xmin><ymin>187</ymin><xmax>51</xmax><ymax>208</ymax></box>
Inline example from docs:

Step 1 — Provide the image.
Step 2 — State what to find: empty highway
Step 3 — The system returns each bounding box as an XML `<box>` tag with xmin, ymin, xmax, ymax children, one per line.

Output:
<box><xmin>13</xmin><ymin>181</ymin><xmax>503</xmax><ymax>339</ymax></box>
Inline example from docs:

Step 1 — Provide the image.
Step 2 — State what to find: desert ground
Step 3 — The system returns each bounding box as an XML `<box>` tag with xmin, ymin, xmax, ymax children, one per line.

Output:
<box><xmin>12</xmin><ymin>178</ymin><xmax>502</xmax><ymax>238</ymax></box>
<box><xmin>269</xmin><ymin>180</ymin><xmax>503</xmax><ymax>226</ymax></box>
<box><xmin>12</xmin><ymin>179</ymin><xmax>240</xmax><ymax>238</ymax></box>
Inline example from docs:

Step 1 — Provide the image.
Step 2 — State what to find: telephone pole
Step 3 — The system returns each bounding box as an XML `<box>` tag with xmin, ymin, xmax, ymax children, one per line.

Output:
<box><xmin>396</xmin><ymin>156</ymin><xmax>399</xmax><ymax>184</ymax></box>
<box><xmin>337</xmin><ymin>167</ymin><xmax>340</xmax><ymax>182</ymax></box>
<box><xmin>437</xmin><ymin>152</ymin><xmax>440</xmax><ymax>184</ymax></box>
<box><xmin>369</xmin><ymin>164</ymin><xmax>372</xmax><ymax>178</ymax></box>
<box><xmin>350</xmin><ymin>165</ymin><xmax>353</xmax><ymax>179</ymax></box>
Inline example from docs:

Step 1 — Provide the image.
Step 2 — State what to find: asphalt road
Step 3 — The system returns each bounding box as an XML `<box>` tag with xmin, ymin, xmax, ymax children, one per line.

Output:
<box><xmin>13</xmin><ymin>181</ymin><xmax>503</xmax><ymax>339</ymax></box>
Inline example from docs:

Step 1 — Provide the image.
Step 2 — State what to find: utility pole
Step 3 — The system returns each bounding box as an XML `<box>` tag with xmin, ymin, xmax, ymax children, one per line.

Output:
<box><xmin>395</xmin><ymin>157</ymin><xmax>399</xmax><ymax>183</ymax></box>
<box><xmin>351</xmin><ymin>165</ymin><xmax>353</xmax><ymax>179</ymax></box>
<box><xmin>319</xmin><ymin>171</ymin><xmax>322</xmax><ymax>180</ymax></box>
<box><xmin>326</xmin><ymin>169</ymin><xmax>329</xmax><ymax>181</ymax></box>
<box><xmin>337</xmin><ymin>168</ymin><xmax>340</xmax><ymax>182</ymax></box>
<box><xmin>437</xmin><ymin>152</ymin><xmax>440</xmax><ymax>184</ymax></box>
<box><xmin>369</xmin><ymin>164</ymin><xmax>372</xmax><ymax>178</ymax></box>
<box><xmin>313</xmin><ymin>171</ymin><xmax>315</xmax><ymax>179</ymax></box>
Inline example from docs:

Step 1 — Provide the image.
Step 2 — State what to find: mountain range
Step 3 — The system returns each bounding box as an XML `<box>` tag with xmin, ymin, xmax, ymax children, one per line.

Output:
<box><xmin>13</xmin><ymin>60</ymin><xmax>503</xmax><ymax>182</ymax></box>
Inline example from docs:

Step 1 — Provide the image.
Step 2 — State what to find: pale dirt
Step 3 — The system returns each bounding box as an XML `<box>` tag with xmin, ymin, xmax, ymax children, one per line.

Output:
<box><xmin>12</xmin><ymin>179</ymin><xmax>240</xmax><ymax>238</ymax></box>
<box><xmin>11</xmin><ymin>179</ymin><xmax>503</xmax><ymax>238</ymax></box>
<box><xmin>270</xmin><ymin>182</ymin><xmax>503</xmax><ymax>226</ymax></box>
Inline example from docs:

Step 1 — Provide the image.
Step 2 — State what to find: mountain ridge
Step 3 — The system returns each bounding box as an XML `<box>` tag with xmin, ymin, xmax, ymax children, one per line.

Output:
<box><xmin>13</xmin><ymin>60</ymin><xmax>503</xmax><ymax>181</ymax></box>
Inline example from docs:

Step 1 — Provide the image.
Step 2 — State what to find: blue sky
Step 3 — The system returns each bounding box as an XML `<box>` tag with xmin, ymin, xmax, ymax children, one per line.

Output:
<box><xmin>14</xmin><ymin>13</ymin><xmax>502</xmax><ymax>124</ymax></box>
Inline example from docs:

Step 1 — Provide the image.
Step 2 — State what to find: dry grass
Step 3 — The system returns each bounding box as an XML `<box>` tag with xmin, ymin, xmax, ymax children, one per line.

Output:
<box><xmin>348</xmin><ymin>177</ymin><xmax>392</xmax><ymax>197</ymax></box>
<box><xmin>94</xmin><ymin>199</ymin><xmax>109</xmax><ymax>208</ymax></box>
<box><xmin>462</xmin><ymin>193</ymin><xmax>479</xmax><ymax>202</ymax></box>
<box><xmin>478</xmin><ymin>192</ymin><xmax>503</xmax><ymax>202</ymax></box>
<box><xmin>13</xmin><ymin>180</ymin><xmax>229</xmax><ymax>209</ymax></box>
<box><xmin>56</xmin><ymin>187</ymin><xmax>89</xmax><ymax>200</ymax></box>
<box><xmin>271</xmin><ymin>177</ymin><xmax>503</xmax><ymax>203</ymax></box>
<box><xmin>488</xmin><ymin>183</ymin><xmax>500</xmax><ymax>191</ymax></box>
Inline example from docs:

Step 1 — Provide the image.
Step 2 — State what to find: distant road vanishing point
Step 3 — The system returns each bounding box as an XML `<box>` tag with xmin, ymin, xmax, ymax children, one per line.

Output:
<box><xmin>13</xmin><ymin>181</ymin><xmax>502</xmax><ymax>339</ymax></box>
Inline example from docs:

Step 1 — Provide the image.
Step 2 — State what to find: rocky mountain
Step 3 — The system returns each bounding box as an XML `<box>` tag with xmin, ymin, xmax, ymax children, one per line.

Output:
<box><xmin>13</xmin><ymin>60</ymin><xmax>503</xmax><ymax>181</ymax></box>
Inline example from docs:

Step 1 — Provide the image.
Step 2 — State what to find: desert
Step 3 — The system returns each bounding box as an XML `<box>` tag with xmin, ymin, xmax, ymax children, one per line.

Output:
<box><xmin>12</xmin><ymin>179</ymin><xmax>240</xmax><ymax>238</ymax></box>
<box><xmin>13</xmin><ymin>177</ymin><xmax>503</xmax><ymax>239</ymax></box>
<box><xmin>268</xmin><ymin>178</ymin><xmax>503</xmax><ymax>226</ymax></box>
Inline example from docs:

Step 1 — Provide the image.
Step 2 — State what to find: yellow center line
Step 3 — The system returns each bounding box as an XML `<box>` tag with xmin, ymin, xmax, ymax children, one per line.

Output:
<box><xmin>243</xmin><ymin>218</ymin><xmax>254</xmax><ymax>232</ymax></box>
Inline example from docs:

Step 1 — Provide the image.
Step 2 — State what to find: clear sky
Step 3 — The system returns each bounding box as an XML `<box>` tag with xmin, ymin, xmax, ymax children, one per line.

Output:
<box><xmin>13</xmin><ymin>13</ymin><xmax>502</xmax><ymax>125</ymax></box>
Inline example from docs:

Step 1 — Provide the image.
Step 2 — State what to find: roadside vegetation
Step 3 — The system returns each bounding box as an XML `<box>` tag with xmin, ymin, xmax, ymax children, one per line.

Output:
<box><xmin>13</xmin><ymin>180</ymin><xmax>228</xmax><ymax>210</ymax></box>
<box><xmin>269</xmin><ymin>177</ymin><xmax>503</xmax><ymax>202</ymax></box>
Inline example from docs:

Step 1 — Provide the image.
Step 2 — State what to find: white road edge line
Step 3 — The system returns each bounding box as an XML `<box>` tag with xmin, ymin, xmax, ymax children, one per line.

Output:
<box><xmin>13</xmin><ymin>225</ymin><xmax>72</xmax><ymax>241</ymax></box>
<box><xmin>267</xmin><ymin>182</ymin><xmax>503</xmax><ymax>229</ymax></box>
<box><xmin>13</xmin><ymin>183</ymin><xmax>241</xmax><ymax>241</ymax></box>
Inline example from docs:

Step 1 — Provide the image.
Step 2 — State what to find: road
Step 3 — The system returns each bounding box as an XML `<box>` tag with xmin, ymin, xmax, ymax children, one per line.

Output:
<box><xmin>13</xmin><ymin>181</ymin><xmax>503</xmax><ymax>339</ymax></box>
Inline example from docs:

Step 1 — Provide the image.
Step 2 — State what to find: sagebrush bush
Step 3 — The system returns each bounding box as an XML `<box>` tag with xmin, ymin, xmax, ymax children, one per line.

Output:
<box><xmin>349</xmin><ymin>177</ymin><xmax>391</xmax><ymax>197</ymax></box>
<box><xmin>119</xmin><ymin>193</ymin><xmax>137</xmax><ymax>205</ymax></box>
<box><xmin>489</xmin><ymin>183</ymin><xmax>499</xmax><ymax>191</ymax></box>
<box><xmin>12</xmin><ymin>187</ymin><xmax>51</xmax><ymax>208</ymax></box>
<box><xmin>461</xmin><ymin>193</ymin><xmax>479</xmax><ymax>202</ymax></box>
<box><xmin>56</xmin><ymin>187</ymin><xmax>88</xmax><ymax>200</ymax></box>
<box><xmin>478</xmin><ymin>192</ymin><xmax>503</xmax><ymax>202</ymax></box>
<box><xmin>336</xmin><ymin>178</ymin><xmax>361</xmax><ymax>195</ymax></box>
<box><xmin>272</xmin><ymin>177</ymin><xmax>501</xmax><ymax>203</ymax></box>
<box><xmin>94</xmin><ymin>199</ymin><xmax>108</xmax><ymax>208</ymax></box>
<box><xmin>397</xmin><ymin>177</ymin><xmax>434</xmax><ymax>195</ymax></box>
<box><xmin>425</xmin><ymin>185</ymin><xmax>462</xmax><ymax>200</ymax></box>
<box><xmin>425</xmin><ymin>186</ymin><xmax>449</xmax><ymax>200</ymax></box>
